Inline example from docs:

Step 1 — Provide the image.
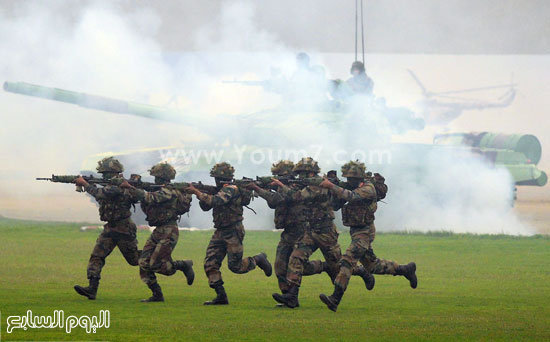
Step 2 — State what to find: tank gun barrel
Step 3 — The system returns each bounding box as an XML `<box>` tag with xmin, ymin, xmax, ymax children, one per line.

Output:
<box><xmin>3</xmin><ymin>81</ymin><xmax>186</xmax><ymax>123</ymax></box>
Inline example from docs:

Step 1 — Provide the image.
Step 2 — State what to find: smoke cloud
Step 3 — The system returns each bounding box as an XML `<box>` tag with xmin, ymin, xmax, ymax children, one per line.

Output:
<box><xmin>0</xmin><ymin>1</ymin><xmax>544</xmax><ymax>235</ymax></box>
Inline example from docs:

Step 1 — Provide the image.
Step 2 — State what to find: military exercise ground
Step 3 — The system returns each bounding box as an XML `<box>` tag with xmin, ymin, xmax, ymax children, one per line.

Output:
<box><xmin>0</xmin><ymin>217</ymin><xmax>549</xmax><ymax>341</ymax></box>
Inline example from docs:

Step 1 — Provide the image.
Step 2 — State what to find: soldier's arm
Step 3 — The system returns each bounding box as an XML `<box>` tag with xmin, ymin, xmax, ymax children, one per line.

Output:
<box><xmin>330</xmin><ymin>183</ymin><xmax>376</xmax><ymax>202</ymax></box>
<box><xmin>128</xmin><ymin>187</ymin><xmax>175</xmax><ymax>204</ymax></box>
<box><xmin>84</xmin><ymin>184</ymin><xmax>123</xmax><ymax>200</ymax></box>
<box><xmin>255</xmin><ymin>188</ymin><xmax>285</xmax><ymax>208</ymax></box>
<box><xmin>196</xmin><ymin>185</ymin><xmax>239</xmax><ymax>207</ymax></box>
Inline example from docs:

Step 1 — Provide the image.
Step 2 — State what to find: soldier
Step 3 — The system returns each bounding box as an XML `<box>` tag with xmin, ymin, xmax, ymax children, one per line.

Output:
<box><xmin>346</xmin><ymin>61</ymin><xmax>374</xmax><ymax>95</ymax></box>
<box><xmin>319</xmin><ymin>161</ymin><xmax>417</xmax><ymax>312</ymax></box>
<box><xmin>186</xmin><ymin>162</ymin><xmax>272</xmax><ymax>305</ymax></box>
<box><xmin>270</xmin><ymin>157</ymin><xmax>374</xmax><ymax>309</ymax></box>
<box><xmin>120</xmin><ymin>162</ymin><xmax>194</xmax><ymax>302</ymax></box>
<box><xmin>73</xmin><ymin>157</ymin><xmax>140</xmax><ymax>300</ymax></box>
<box><xmin>246</xmin><ymin>160</ymin><xmax>325</xmax><ymax>306</ymax></box>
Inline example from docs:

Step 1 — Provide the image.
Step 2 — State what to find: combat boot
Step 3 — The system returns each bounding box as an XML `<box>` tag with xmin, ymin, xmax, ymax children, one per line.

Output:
<box><xmin>272</xmin><ymin>285</ymin><xmax>299</xmax><ymax>308</ymax></box>
<box><xmin>204</xmin><ymin>284</ymin><xmax>229</xmax><ymax>305</ymax></box>
<box><xmin>174</xmin><ymin>260</ymin><xmax>195</xmax><ymax>285</ymax></box>
<box><xmin>275</xmin><ymin>290</ymin><xmax>300</xmax><ymax>308</ymax></box>
<box><xmin>253</xmin><ymin>252</ymin><xmax>273</xmax><ymax>277</ymax></box>
<box><xmin>141</xmin><ymin>283</ymin><xmax>164</xmax><ymax>302</ymax></box>
<box><xmin>395</xmin><ymin>262</ymin><xmax>417</xmax><ymax>289</ymax></box>
<box><xmin>354</xmin><ymin>266</ymin><xmax>375</xmax><ymax>291</ymax></box>
<box><xmin>74</xmin><ymin>277</ymin><xmax>99</xmax><ymax>300</ymax></box>
<box><xmin>319</xmin><ymin>285</ymin><xmax>344</xmax><ymax>312</ymax></box>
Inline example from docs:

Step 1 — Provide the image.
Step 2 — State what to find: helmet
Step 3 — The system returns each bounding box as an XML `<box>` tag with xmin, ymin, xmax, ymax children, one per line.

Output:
<box><xmin>296</xmin><ymin>52</ymin><xmax>310</xmax><ymax>68</ymax></box>
<box><xmin>96</xmin><ymin>157</ymin><xmax>124</xmax><ymax>173</ymax></box>
<box><xmin>271</xmin><ymin>160</ymin><xmax>295</xmax><ymax>176</ymax></box>
<box><xmin>341</xmin><ymin>160</ymin><xmax>366</xmax><ymax>178</ymax></box>
<box><xmin>293</xmin><ymin>157</ymin><xmax>320</xmax><ymax>174</ymax></box>
<box><xmin>149</xmin><ymin>162</ymin><xmax>176</xmax><ymax>180</ymax></box>
<box><xmin>350</xmin><ymin>61</ymin><xmax>365</xmax><ymax>74</ymax></box>
<box><xmin>210</xmin><ymin>162</ymin><xmax>235</xmax><ymax>179</ymax></box>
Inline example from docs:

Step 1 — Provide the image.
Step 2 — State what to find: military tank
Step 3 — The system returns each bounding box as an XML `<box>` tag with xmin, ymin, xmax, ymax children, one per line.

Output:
<box><xmin>4</xmin><ymin>80</ymin><xmax>546</xmax><ymax>193</ymax></box>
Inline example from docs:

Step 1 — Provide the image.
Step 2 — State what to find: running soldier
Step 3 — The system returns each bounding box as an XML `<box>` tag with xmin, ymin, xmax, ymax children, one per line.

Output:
<box><xmin>319</xmin><ymin>161</ymin><xmax>417</xmax><ymax>312</ymax></box>
<box><xmin>271</xmin><ymin>157</ymin><xmax>374</xmax><ymax>308</ymax></box>
<box><xmin>186</xmin><ymin>162</ymin><xmax>272</xmax><ymax>305</ymax></box>
<box><xmin>73</xmin><ymin>157</ymin><xmax>140</xmax><ymax>300</ymax></box>
<box><xmin>121</xmin><ymin>162</ymin><xmax>194</xmax><ymax>302</ymax></box>
<box><xmin>246</xmin><ymin>160</ymin><xmax>325</xmax><ymax>306</ymax></box>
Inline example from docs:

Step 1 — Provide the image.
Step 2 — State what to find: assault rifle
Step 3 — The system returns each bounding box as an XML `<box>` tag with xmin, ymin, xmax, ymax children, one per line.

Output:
<box><xmin>219</xmin><ymin>175</ymin><xmax>297</xmax><ymax>189</ymax></box>
<box><xmin>168</xmin><ymin>181</ymin><xmax>218</xmax><ymax>195</ymax></box>
<box><xmin>36</xmin><ymin>174</ymin><xmax>154</xmax><ymax>192</ymax></box>
<box><xmin>286</xmin><ymin>170</ymin><xmax>339</xmax><ymax>188</ymax></box>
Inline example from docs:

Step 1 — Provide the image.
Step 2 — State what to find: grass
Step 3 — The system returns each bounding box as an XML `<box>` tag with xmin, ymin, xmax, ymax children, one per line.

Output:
<box><xmin>0</xmin><ymin>217</ymin><xmax>549</xmax><ymax>341</ymax></box>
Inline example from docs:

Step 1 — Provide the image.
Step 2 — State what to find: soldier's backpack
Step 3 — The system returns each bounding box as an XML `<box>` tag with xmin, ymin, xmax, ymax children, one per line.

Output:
<box><xmin>367</xmin><ymin>172</ymin><xmax>388</xmax><ymax>201</ymax></box>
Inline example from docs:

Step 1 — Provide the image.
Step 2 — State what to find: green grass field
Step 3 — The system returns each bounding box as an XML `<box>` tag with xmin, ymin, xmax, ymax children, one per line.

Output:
<box><xmin>0</xmin><ymin>217</ymin><xmax>549</xmax><ymax>342</ymax></box>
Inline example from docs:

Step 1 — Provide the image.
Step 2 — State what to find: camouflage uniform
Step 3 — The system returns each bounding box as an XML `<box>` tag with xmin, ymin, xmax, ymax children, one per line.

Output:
<box><xmin>197</xmin><ymin>162</ymin><xmax>271</xmax><ymax>305</ymax></box>
<box><xmin>84</xmin><ymin>183</ymin><xmax>140</xmax><ymax>279</ymax></box>
<box><xmin>128</xmin><ymin>162</ymin><xmax>194</xmax><ymax>302</ymax></box>
<box><xmin>199</xmin><ymin>184</ymin><xmax>258</xmax><ymax>286</ymax></box>
<box><xmin>281</xmin><ymin>182</ymin><xmax>342</xmax><ymax>287</ymax></box>
<box><xmin>331</xmin><ymin>181</ymin><xmax>398</xmax><ymax>291</ymax></box>
<box><xmin>320</xmin><ymin>161</ymin><xmax>417</xmax><ymax>312</ymax></box>
<box><xmin>130</xmin><ymin>185</ymin><xmax>192</xmax><ymax>286</ymax></box>
<box><xmin>74</xmin><ymin>157</ymin><xmax>139</xmax><ymax>300</ymax></box>
<box><xmin>254</xmin><ymin>186</ymin><xmax>325</xmax><ymax>292</ymax></box>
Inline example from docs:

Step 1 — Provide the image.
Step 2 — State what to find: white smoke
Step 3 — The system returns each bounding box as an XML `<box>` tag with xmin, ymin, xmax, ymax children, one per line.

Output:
<box><xmin>0</xmin><ymin>0</ymin><xmax>539</xmax><ymax>235</ymax></box>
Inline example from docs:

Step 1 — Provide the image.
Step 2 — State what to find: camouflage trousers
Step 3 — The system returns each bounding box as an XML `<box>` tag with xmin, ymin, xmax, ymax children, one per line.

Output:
<box><xmin>87</xmin><ymin>219</ymin><xmax>140</xmax><ymax>279</ymax></box>
<box><xmin>287</xmin><ymin>224</ymin><xmax>342</xmax><ymax>287</ymax></box>
<box><xmin>139</xmin><ymin>224</ymin><xmax>179</xmax><ymax>286</ymax></box>
<box><xmin>276</xmin><ymin>228</ymin><xmax>325</xmax><ymax>292</ymax></box>
<box><xmin>204</xmin><ymin>223</ymin><xmax>256</xmax><ymax>288</ymax></box>
<box><xmin>334</xmin><ymin>224</ymin><xmax>398</xmax><ymax>291</ymax></box>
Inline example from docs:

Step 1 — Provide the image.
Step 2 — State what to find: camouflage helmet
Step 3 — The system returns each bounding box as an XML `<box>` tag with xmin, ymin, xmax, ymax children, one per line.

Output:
<box><xmin>271</xmin><ymin>160</ymin><xmax>295</xmax><ymax>176</ymax></box>
<box><xmin>96</xmin><ymin>157</ymin><xmax>124</xmax><ymax>173</ymax></box>
<box><xmin>210</xmin><ymin>162</ymin><xmax>235</xmax><ymax>179</ymax></box>
<box><xmin>149</xmin><ymin>162</ymin><xmax>176</xmax><ymax>180</ymax></box>
<box><xmin>350</xmin><ymin>60</ymin><xmax>365</xmax><ymax>74</ymax></box>
<box><xmin>341</xmin><ymin>160</ymin><xmax>366</xmax><ymax>178</ymax></box>
<box><xmin>293</xmin><ymin>157</ymin><xmax>320</xmax><ymax>174</ymax></box>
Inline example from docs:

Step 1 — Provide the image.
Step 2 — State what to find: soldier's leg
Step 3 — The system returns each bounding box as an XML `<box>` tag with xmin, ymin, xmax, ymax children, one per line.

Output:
<box><xmin>286</xmin><ymin>232</ymin><xmax>317</xmax><ymax>287</ymax></box>
<box><xmin>148</xmin><ymin>226</ymin><xmax>179</xmax><ymax>276</ymax></box>
<box><xmin>272</xmin><ymin>233</ymin><xmax>316</xmax><ymax>308</ymax></box>
<box><xmin>315</xmin><ymin>227</ymin><xmax>342</xmax><ymax>283</ymax></box>
<box><xmin>334</xmin><ymin>232</ymin><xmax>371</xmax><ymax>292</ymax></box>
<box><xmin>275</xmin><ymin>233</ymin><xmax>294</xmax><ymax>293</ymax></box>
<box><xmin>74</xmin><ymin>231</ymin><xmax>116</xmax><ymax>300</ymax></box>
<box><xmin>117</xmin><ymin>234</ymin><xmax>140</xmax><ymax>267</ymax></box>
<box><xmin>115</xmin><ymin>220</ymin><xmax>140</xmax><ymax>266</ymax></box>
<box><xmin>320</xmin><ymin>230</ymin><xmax>374</xmax><ymax>312</ymax></box>
<box><xmin>226</xmin><ymin>224</ymin><xmax>272</xmax><ymax>276</ymax></box>
<box><xmin>204</xmin><ymin>230</ymin><xmax>229</xmax><ymax>305</ymax></box>
<box><xmin>361</xmin><ymin>248</ymin><xmax>417</xmax><ymax>288</ymax></box>
<box><xmin>138</xmin><ymin>230</ymin><xmax>165</xmax><ymax>302</ymax></box>
<box><xmin>87</xmin><ymin>231</ymin><xmax>117</xmax><ymax>279</ymax></box>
